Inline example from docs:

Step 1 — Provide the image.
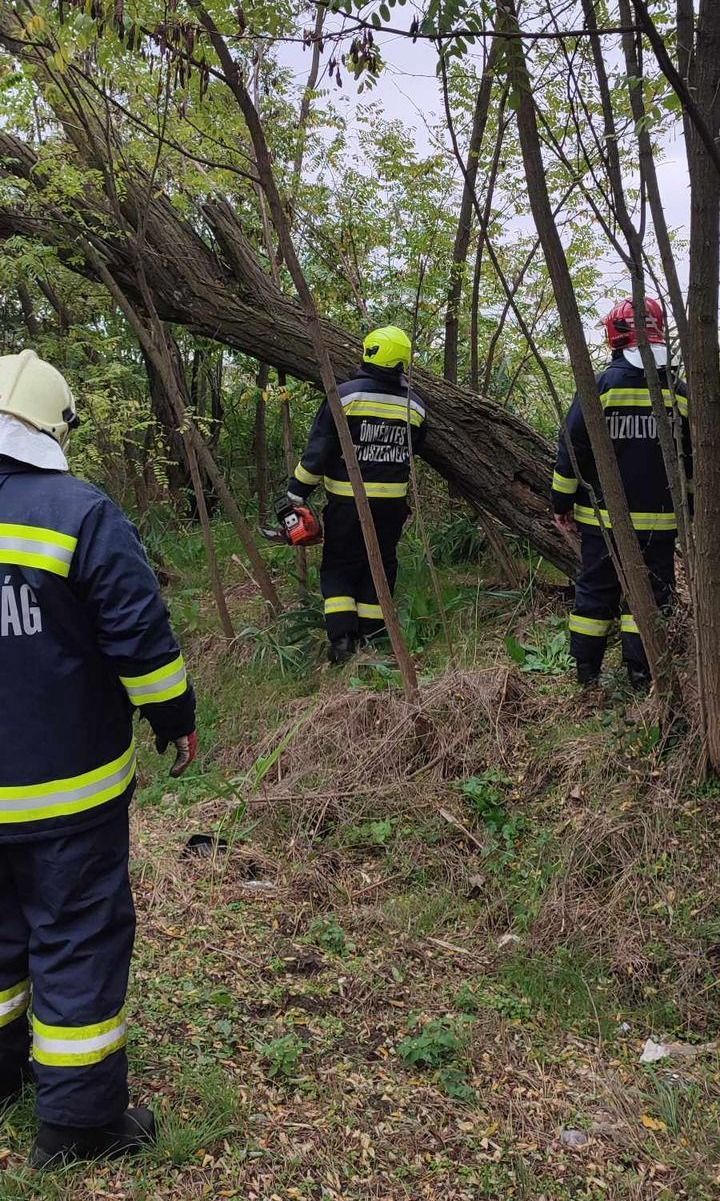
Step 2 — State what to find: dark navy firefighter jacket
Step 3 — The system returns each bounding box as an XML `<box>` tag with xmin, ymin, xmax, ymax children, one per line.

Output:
<box><xmin>0</xmin><ymin>458</ymin><xmax>195</xmax><ymax>843</ymax></box>
<box><xmin>551</xmin><ymin>353</ymin><xmax>691</xmax><ymax>536</ymax></box>
<box><xmin>289</xmin><ymin>362</ymin><xmax>427</xmax><ymax>503</ymax></box>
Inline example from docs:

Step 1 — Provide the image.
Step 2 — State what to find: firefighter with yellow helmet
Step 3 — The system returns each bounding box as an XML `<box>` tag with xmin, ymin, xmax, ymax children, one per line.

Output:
<box><xmin>288</xmin><ymin>326</ymin><xmax>426</xmax><ymax>662</ymax></box>
<box><xmin>0</xmin><ymin>350</ymin><xmax>197</xmax><ymax>1167</ymax></box>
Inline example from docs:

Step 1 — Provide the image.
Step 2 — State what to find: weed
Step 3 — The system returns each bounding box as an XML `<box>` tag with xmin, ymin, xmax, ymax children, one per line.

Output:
<box><xmin>349</xmin><ymin>660</ymin><xmax>404</xmax><ymax>691</ymax></box>
<box><xmin>307</xmin><ymin>914</ymin><xmax>349</xmax><ymax>956</ymax></box>
<box><xmin>460</xmin><ymin>770</ymin><xmax>523</xmax><ymax>850</ymax></box>
<box><xmin>344</xmin><ymin>818</ymin><xmax>395</xmax><ymax>848</ymax></box>
<box><xmin>438</xmin><ymin>1065</ymin><xmax>476</xmax><ymax>1102</ymax></box>
<box><xmin>506</xmin><ymin>619</ymin><xmax>573</xmax><ymax>675</ymax></box>
<box><xmin>397</xmin><ymin>1015</ymin><xmax>473</xmax><ymax>1068</ymax></box>
<box><xmin>426</xmin><ymin>514</ymin><xmax>486</xmax><ymax>566</ymax></box>
<box><xmin>259</xmin><ymin>1033</ymin><xmax>307</xmax><ymax>1079</ymax></box>
<box><xmin>454</xmin><ymin>978</ymin><xmax>533</xmax><ymax>1022</ymax></box>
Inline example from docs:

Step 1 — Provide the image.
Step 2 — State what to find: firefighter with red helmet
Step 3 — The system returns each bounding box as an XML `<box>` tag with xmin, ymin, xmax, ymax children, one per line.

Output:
<box><xmin>551</xmin><ymin>298</ymin><xmax>692</xmax><ymax>688</ymax></box>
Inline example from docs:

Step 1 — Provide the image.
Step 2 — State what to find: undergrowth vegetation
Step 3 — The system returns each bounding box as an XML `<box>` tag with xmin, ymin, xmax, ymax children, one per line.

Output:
<box><xmin>2</xmin><ymin>513</ymin><xmax>719</xmax><ymax>1200</ymax></box>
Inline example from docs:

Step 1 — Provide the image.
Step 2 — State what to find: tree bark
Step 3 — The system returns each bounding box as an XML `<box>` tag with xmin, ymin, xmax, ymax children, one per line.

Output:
<box><xmin>253</xmin><ymin>362</ymin><xmax>270</xmax><ymax>525</ymax></box>
<box><xmin>682</xmin><ymin>0</ymin><xmax>720</xmax><ymax>767</ymax></box>
<box><xmin>0</xmin><ymin>129</ymin><xmax>574</xmax><ymax>574</ymax></box>
<box><xmin>16</xmin><ymin>281</ymin><xmax>40</xmax><ymax>338</ymax></box>
<box><xmin>279</xmin><ymin>372</ymin><xmax>309</xmax><ymax>591</ymax></box>
<box><xmin>185</xmin><ymin>436</ymin><xmax>235</xmax><ymax>639</ymax></box>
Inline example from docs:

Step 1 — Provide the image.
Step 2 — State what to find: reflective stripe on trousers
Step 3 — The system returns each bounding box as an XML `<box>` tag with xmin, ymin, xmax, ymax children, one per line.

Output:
<box><xmin>0</xmin><ymin>979</ymin><xmax>30</xmax><ymax>1028</ymax></box>
<box><xmin>33</xmin><ymin>1010</ymin><xmax>127</xmax><ymax>1068</ymax></box>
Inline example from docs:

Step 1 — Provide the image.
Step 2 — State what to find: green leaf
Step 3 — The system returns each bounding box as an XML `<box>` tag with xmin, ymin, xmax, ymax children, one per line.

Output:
<box><xmin>508</xmin><ymin>89</ymin><xmax>521</xmax><ymax>111</ymax></box>
<box><xmin>379</xmin><ymin>2</ymin><xmax>391</xmax><ymax>21</ymax></box>
<box><xmin>505</xmin><ymin>634</ymin><xmax>527</xmax><ymax>665</ymax></box>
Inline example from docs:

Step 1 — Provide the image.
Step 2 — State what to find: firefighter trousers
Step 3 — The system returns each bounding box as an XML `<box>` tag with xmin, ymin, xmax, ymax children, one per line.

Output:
<box><xmin>570</xmin><ymin>531</ymin><xmax>676</xmax><ymax>676</ymax></box>
<box><xmin>0</xmin><ymin>806</ymin><xmax>135</xmax><ymax>1127</ymax></box>
<box><xmin>321</xmin><ymin>496</ymin><xmax>407</xmax><ymax>642</ymax></box>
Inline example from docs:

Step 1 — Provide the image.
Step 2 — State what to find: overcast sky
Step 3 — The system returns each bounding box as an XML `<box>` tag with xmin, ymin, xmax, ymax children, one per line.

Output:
<box><xmin>280</xmin><ymin>21</ymin><xmax>691</xmax><ymax>302</ymax></box>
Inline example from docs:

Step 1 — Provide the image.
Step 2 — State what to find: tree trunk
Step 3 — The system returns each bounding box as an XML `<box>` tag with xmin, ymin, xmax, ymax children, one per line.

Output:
<box><xmin>83</xmin><ymin>245</ymin><xmax>282</xmax><ymax>616</ymax></box>
<box><xmin>185</xmin><ymin>437</ymin><xmax>235</xmax><ymax>639</ymax></box>
<box><xmin>279</xmin><ymin>372</ymin><xmax>309</xmax><ymax>592</ymax></box>
<box><xmin>0</xmin><ymin>128</ymin><xmax>574</xmax><ymax>574</ymax></box>
<box><xmin>683</xmin><ymin>0</ymin><xmax>720</xmax><ymax>767</ymax></box>
<box><xmin>253</xmin><ymin>363</ymin><xmax>270</xmax><ymax>525</ymax></box>
<box><xmin>142</xmin><ymin>349</ymin><xmax>194</xmax><ymax>507</ymax></box>
<box><xmin>16</xmin><ymin>282</ymin><xmax>40</xmax><ymax>338</ymax></box>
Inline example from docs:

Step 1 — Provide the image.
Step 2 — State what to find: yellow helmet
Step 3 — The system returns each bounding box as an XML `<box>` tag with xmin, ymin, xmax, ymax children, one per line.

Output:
<box><xmin>0</xmin><ymin>349</ymin><xmax>77</xmax><ymax>449</ymax></box>
<box><xmin>362</xmin><ymin>325</ymin><xmax>411</xmax><ymax>372</ymax></box>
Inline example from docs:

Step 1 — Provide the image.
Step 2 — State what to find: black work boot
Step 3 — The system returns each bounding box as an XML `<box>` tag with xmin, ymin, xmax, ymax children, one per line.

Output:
<box><xmin>576</xmin><ymin>662</ymin><xmax>601</xmax><ymax>688</ymax></box>
<box><xmin>0</xmin><ymin>1062</ymin><xmax>33</xmax><ymax>1112</ymax></box>
<box><xmin>627</xmin><ymin>665</ymin><xmax>651</xmax><ymax>694</ymax></box>
<box><xmin>328</xmin><ymin>634</ymin><xmax>357</xmax><ymax>665</ymax></box>
<box><xmin>30</xmin><ymin>1106</ymin><xmax>156</xmax><ymax>1170</ymax></box>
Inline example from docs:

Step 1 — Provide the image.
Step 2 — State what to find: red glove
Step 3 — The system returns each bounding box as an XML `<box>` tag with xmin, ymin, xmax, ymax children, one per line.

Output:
<box><xmin>156</xmin><ymin>731</ymin><xmax>198</xmax><ymax>778</ymax></box>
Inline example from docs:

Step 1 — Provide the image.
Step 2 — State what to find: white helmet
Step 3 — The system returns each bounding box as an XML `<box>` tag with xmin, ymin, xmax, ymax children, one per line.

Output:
<box><xmin>0</xmin><ymin>349</ymin><xmax>78</xmax><ymax>448</ymax></box>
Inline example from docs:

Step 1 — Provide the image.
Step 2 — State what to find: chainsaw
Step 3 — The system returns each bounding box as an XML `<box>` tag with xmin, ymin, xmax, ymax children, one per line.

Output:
<box><xmin>260</xmin><ymin>496</ymin><xmax>323</xmax><ymax>547</ymax></box>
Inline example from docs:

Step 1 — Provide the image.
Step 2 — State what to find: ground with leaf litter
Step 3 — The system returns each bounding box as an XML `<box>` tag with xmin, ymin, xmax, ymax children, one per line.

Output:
<box><xmin>1</xmin><ymin>553</ymin><xmax>719</xmax><ymax>1200</ymax></box>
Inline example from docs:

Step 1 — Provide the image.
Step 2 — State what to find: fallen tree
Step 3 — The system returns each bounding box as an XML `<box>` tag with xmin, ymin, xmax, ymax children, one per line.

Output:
<box><xmin>0</xmin><ymin>128</ymin><xmax>573</xmax><ymax>573</ymax></box>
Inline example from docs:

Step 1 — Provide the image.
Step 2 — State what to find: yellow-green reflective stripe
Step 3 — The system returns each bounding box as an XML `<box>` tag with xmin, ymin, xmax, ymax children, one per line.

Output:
<box><xmin>342</xmin><ymin>390</ymin><xmax>425</xmax><ymax>418</ymax></box>
<box><xmin>343</xmin><ymin>401</ymin><xmax>423</xmax><ymax>427</ymax></box>
<box><xmin>324</xmin><ymin>478</ymin><xmax>408</xmax><ymax>499</ymax></box>
<box><xmin>601</xmin><ymin>388</ymin><xmax>675</xmax><ymax>409</ymax></box>
<box><xmin>574</xmin><ymin>505</ymin><xmax>677</xmax><ymax>531</ymax></box>
<box><xmin>120</xmin><ymin>654</ymin><xmax>187</xmax><ymax>706</ymax></box>
<box><xmin>676</xmin><ymin>396</ymin><xmax>688</xmax><ymax>417</ymax></box>
<box><xmin>324</xmin><ymin>596</ymin><xmax>357</xmax><ymax>614</ymax></box>
<box><xmin>0</xmin><ymin>523</ymin><xmax>76</xmax><ymax>551</ymax></box>
<box><xmin>569</xmin><ymin>614</ymin><xmax>612</xmax><ymax>636</ymax></box>
<box><xmin>552</xmin><ymin>471</ymin><xmax>578</xmax><ymax>495</ymax></box>
<box><xmin>0</xmin><ymin>979</ymin><xmax>30</xmax><ymax>1028</ymax></box>
<box><xmin>357</xmin><ymin>603</ymin><xmax>383</xmax><ymax>620</ymax></box>
<box><xmin>33</xmin><ymin>1009</ymin><xmax>127</xmax><ymax>1068</ymax></box>
<box><xmin>294</xmin><ymin>462</ymin><xmax>321</xmax><ymax>485</ymax></box>
<box><xmin>0</xmin><ymin>742</ymin><xmax>135</xmax><ymax>824</ymax></box>
<box><xmin>621</xmin><ymin>615</ymin><xmax>640</xmax><ymax>634</ymax></box>
<box><xmin>0</xmin><ymin>522</ymin><xmax>77</xmax><ymax>578</ymax></box>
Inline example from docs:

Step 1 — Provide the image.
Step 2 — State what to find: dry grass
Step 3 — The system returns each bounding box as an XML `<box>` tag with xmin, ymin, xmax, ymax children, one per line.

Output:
<box><xmin>234</xmin><ymin>666</ymin><xmax>536</xmax><ymax>800</ymax></box>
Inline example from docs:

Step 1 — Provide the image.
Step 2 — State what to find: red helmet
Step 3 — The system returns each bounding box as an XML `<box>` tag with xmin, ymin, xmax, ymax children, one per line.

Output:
<box><xmin>603</xmin><ymin>297</ymin><xmax>666</xmax><ymax>349</ymax></box>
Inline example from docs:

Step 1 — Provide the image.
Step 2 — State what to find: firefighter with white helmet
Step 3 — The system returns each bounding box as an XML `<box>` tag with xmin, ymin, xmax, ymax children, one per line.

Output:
<box><xmin>0</xmin><ymin>350</ymin><xmax>197</xmax><ymax>1167</ymax></box>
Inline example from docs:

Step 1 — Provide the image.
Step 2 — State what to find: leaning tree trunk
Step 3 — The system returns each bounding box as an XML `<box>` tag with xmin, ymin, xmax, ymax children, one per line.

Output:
<box><xmin>0</xmin><ymin>128</ymin><xmax>574</xmax><ymax>574</ymax></box>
